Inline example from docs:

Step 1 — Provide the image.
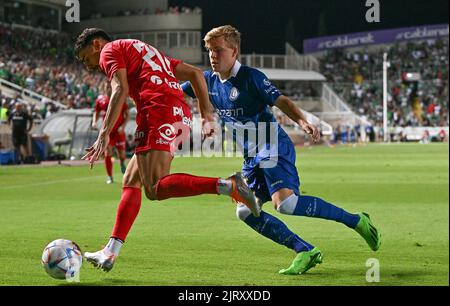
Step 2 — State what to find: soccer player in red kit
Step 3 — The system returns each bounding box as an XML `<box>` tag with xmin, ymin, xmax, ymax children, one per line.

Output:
<box><xmin>92</xmin><ymin>81</ymin><xmax>129</xmax><ymax>184</ymax></box>
<box><xmin>74</xmin><ymin>28</ymin><xmax>259</xmax><ymax>271</ymax></box>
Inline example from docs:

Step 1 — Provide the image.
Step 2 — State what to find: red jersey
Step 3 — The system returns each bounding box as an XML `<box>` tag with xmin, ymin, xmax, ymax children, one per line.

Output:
<box><xmin>99</xmin><ymin>39</ymin><xmax>186</xmax><ymax>111</ymax></box>
<box><xmin>94</xmin><ymin>94</ymin><xmax>128</xmax><ymax>132</ymax></box>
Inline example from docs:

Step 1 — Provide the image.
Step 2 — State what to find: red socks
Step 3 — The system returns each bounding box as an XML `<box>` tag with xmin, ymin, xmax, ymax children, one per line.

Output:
<box><xmin>111</xmin><ymin>187</ymin><xmax>142</xmax><ymax>242</ymax></box>
<box><xmin>105</xmin><ymin>156</ymin><xmax>113</xmax><ymax>177</ymax></box>
<box><xmin>110</xmin><ymin>175</ymin><xmax>219</xmax><ymax>240</ymax></box>
<box><xmin>155</xmin><ymin>173</ymin><xmax>219</xmax><ymax>200</ymax></box>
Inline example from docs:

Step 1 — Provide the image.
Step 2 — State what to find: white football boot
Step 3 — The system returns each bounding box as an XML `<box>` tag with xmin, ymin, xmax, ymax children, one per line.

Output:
<box><xmin>84</xmin><ymin>249</ymin><xmax>116</xmax><ymax>272</ymax></box>
<box><xmin>228</xmin><ymin>172</ymin><xmax>260</xmax><ymax>217</ymax></box>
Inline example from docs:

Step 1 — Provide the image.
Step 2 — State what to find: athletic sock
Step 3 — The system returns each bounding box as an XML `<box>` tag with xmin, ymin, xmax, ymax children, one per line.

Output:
<box><xmin>155</xmin><ymin>173</ymin><xmax>219</xmax><ymax>200</ymax></box>
<box><xmin>105</xmin><ymin>156</ymin><xmax>113</xmax><ymax>177</ymax></box>
<box><xmin>278</xmin><ymin>194</ymin><xmax>360</xmax><ymax>228</ymax></box>
<box><xmin>111</xmin><ymin>187</ymin><xmax>142</xmax><ymax>242</ymax></box>
<box><xmin>243</xmin><ymin>210</ymin><xmax>314</xmax><ymax>253</ymax></box>
<box><xmin>104</xmin><ymin>238</ymin><xmax>123</xmax><ymax>257</ymax></box>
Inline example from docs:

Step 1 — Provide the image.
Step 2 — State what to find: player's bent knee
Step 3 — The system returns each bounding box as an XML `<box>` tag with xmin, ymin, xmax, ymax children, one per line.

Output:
<box><xmin>236</xmin><ymin>204</ymin><xmax>252</xmax><ymax>221</ymax></box>
<box><xmin>122</xmin><ymin>176</ymin><xmax>141</xmax><ymax>190</ymax></box>
<box><xmin>143</xmin><ymin>186</ymin><xmax>157</xmax><ymax>201</ymax></box>
<box><xmin>272</xmin><ymin>200</ymin><xmax>281</xmax><ymax>211</ymax></box>
<box><xmin>276</xmin><ymin>193</ymin><xmax>298</xmax><ymax>215</ymax></box>
<box><xmin>272</xmin><ymin>197</ymin><xmax>284</xmax><ymax>211</ymax></box>
<box><xmin>122</xmin><ymin>172</ymin><xmax>141</xmax><ymax>189</ymax></box>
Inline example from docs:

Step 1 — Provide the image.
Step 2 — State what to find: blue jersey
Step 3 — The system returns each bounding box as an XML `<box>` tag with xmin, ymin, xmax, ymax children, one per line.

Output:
<box><xmin>181</xmin><ymin>63</ymin><xmax>292</xmax><ymax>160</ymax></box>
<box><xmin>183</xmin><ymin>62</ymin><xmax>301</xmax><ymax>202</ymax></box>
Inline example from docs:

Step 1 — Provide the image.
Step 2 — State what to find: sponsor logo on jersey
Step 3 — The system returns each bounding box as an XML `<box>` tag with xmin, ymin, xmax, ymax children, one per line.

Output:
<box><xmin>156</xmin><ymin>138</ymin><xmax>170</xmax><ymax>145</ymax></box>
<box><xmin>263</xmin><ymin>78</ymin><xmax>271</xmax><ymax>86</ymax></box>
<box><xmin>158</xmin><ymin>123</ymin><xmax>177</xmax><ymax>141</ymax></box>
<box><xmin>134</xmin><ymin>131</ymin><xmax>145</xmax><ymax>140</ymax></box>
<box><xmin>165</xmin><ymin>78</ymin><xmax>182</xmax><ymax>90</ymax></box>
<box><xmin>173</xmin><ymin>107</ymin><xmax>192</xmax><ymax>127</ymax></box>
<box><xmin>173</xmin><ymin>106</ymin><xmax>184</xmax><ymax>117</ymax></box>
<box><xmin>150</xmin><ymin>75</ymin><xmax>163</xmax><ymax>85</ymax></box>
<box><xmin>216</xmin><ymin>108</ymin><xmax>244</xmax><ymax>117</ymax></box>
<box><xmin>149</xmin><ymin>75</ymin><xmax>181</xmax><ymax>91</ymax></box>
<box><xmin>182</xmin><ymin>116</ymin><xmax>193</xmax><ymax>127</ymax></box>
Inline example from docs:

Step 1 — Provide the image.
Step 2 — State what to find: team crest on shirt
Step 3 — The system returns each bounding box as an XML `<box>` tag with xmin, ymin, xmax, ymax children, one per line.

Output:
<box><xmin>263</xmin><ymin>78</ymin><xmax>271</xmax><ymax>86</ymax></box>
<box><xmin>229</xmin><ymin>87</ymin><xmax>240</xmax><ymax>101</ymax></box>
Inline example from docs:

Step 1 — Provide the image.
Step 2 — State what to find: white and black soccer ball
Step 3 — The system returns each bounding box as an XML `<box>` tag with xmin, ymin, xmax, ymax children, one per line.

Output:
<box><xmin>41</xmin><ymin>239</ymin><xmax>82</xmax><ymax>280</ymax></box>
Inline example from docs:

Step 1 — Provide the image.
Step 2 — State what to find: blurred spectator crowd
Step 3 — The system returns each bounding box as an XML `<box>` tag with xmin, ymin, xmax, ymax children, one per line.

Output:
<box><xmin>320</xmin><ymin>39</ymin><xmax>449</xmax><ymax>127</ymax></box>
<box><xmin>1</xmin><ymin>22</ymin><xmax>447</xmax><ymax>144</ymax></box>
<box><xmin>0</xmin><ymin>24</ymin><xmax>106</xmax><ymax>122</ymax></box>
<box><xmin>89</xmin><ymin>5</ymin><xmax>202</xmax><ymax>19</ymax></box>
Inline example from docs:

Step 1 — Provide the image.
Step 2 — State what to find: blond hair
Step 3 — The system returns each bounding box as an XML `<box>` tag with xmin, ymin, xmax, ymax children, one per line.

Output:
<box><xmin>204</xmin><ymin>25</ymin><xmax>241</xmax><ymax>55</ymax></box>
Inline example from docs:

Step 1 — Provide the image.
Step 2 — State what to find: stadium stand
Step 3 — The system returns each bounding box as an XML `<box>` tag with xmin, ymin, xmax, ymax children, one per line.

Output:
<box><xmin>0</xmin><ymin>23</ymin><xmax>105</xmax><ymax>113</ymax></box>
<box><xmin>319</xmin><ymin>39</ymin><xmax>449</xmax><ymax>128</ymax></box>
<box><xmin>1</xmin><ymin>9</ymin><xmax>448</xmax><ymax>154</ymax></box>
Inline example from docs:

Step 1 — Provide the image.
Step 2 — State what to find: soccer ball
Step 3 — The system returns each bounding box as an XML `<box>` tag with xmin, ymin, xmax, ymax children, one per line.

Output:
<box><xmin>41</xmin><ymin>239</ymin><xmax>83</xmax><ymax>280</ymax></box>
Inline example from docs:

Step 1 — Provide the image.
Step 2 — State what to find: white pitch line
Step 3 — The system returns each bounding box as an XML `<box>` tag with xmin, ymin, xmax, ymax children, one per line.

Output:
<box><xmin>0</xmin><ymin>175</ymin><xmax>105</xmax><ymax>190</ymax></box>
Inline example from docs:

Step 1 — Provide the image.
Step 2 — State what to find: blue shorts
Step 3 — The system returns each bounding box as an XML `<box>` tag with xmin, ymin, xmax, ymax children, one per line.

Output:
<box><xmin>242</xmin><ymin>140</ymin><xmax>300</xmax><ymax>204</ymax></box>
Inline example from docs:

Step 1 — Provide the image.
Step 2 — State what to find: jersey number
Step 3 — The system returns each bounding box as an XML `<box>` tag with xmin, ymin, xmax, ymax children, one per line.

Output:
<box><xmin>133</xmin><ymin>42</ymin><xmax>175</xmax><ymax>78</ymax></box>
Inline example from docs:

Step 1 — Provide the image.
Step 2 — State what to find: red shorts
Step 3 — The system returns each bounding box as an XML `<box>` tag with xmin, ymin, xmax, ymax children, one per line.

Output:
<box><xmin>134</xmin><ymin>96</ymin><xmax>192</xmax><ymax>154</ymax></box>
<box><xmin>109</xmin><ymin>130</ymin><xmax>126</xmax><ymax>151</ymax></box>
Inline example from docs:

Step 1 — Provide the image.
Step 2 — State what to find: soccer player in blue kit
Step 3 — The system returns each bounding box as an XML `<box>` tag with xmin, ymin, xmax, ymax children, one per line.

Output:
<box><xmin>182</xmin><ymin>25</ymin><xmax>381</xmax><ymax>275</ymax></box>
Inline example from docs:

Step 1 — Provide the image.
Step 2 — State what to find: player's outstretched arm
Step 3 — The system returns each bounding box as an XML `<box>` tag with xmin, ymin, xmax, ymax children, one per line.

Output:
<box><xmin>174</xmin><ymin>62</ymin><xmax>215</xmax><ymax>137</ymax></box>
<box><xmin>83</xmin><ymin>69</ymin><xmax>129</xmax><ymax>168</ymax></box>
<box><xmin>274</xmin><ymin>95</ymin><xmax>320</xmax><ymax>143</ymax></box>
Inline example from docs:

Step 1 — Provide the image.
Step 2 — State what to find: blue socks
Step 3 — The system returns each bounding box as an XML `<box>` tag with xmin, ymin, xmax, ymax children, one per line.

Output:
<box><xmin>243</xmin><ymin>210</ymin><xmax>313</xmax><ymax>253</ymax></box>
<box><xmin>237</xmin><ymin>193</ymin><xmax>360</xmax><ymax>254</ymax></box>
<box><xmin>278</xmin><ymin>194</ymin><xmax>360</xmax><ymax>229</ymax></box>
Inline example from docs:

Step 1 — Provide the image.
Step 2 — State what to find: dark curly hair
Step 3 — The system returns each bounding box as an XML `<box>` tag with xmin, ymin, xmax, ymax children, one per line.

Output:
<box><xmin>74</xmin><ymin>28</ymin><xmax>111</xmax><ymax>60</ymax></box>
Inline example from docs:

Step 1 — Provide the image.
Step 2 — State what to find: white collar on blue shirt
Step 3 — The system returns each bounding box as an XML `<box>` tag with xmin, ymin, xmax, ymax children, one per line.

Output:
<box><xmin>213</xmin><ymin>60</ymin><xmax>241</xmax><ymax>83</ymax></box>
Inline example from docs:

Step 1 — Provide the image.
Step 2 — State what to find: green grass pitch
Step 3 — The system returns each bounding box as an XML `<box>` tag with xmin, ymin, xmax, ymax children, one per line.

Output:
<box><xmin>0</xmin><ymin>143</ymin><xmax>448</xmax><ymax>286</ymax></box>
